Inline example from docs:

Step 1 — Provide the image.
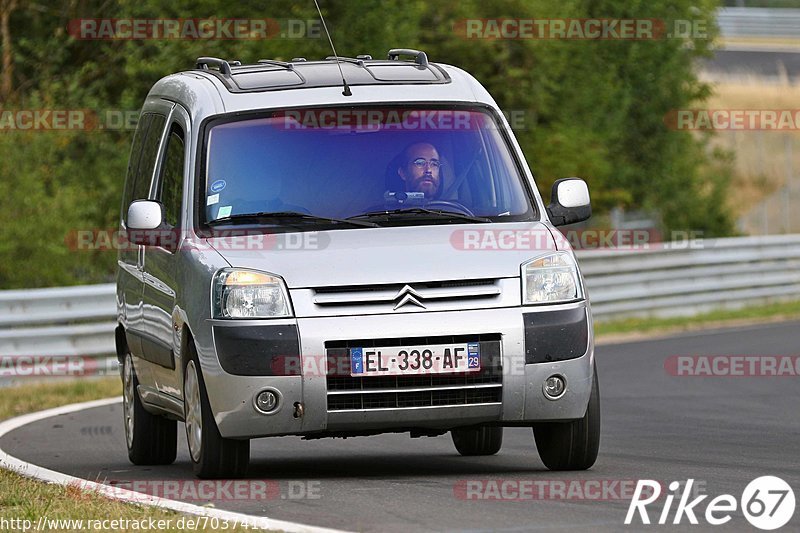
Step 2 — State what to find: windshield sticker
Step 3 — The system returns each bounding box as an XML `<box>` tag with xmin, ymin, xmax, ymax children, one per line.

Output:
<box><xmin>217</xmin><ymin>205</ymin><xmax>232</xmax><ymax>218</ymax></box>
<box><xmin>210</xmin><ymin>179</ymin><xmax>226</xmax><ymax>193</ymax></box>
<box><xmin>206</xmin><ymin>193</ymin><xmax>220</xmax><ymax>206</ymax></box>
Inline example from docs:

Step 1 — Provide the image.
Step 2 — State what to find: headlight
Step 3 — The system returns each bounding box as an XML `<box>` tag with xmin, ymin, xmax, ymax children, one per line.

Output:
<box><xmin>521</xmin><ymin>252</ymin><xmax>584</xmax><ymax>305</ymax></box>
<box><xmin>213</xmin><ymin>269</ymin><xmax>292</xmax><ymax>318</ymax></box>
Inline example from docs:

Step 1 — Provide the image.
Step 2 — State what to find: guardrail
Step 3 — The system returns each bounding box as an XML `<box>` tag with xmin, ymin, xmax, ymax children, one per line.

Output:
<box><xmin>1</xmin><ymin>235</ymin><xmax>799</xmax><ymax>367</ymax></box>
<box><xmin>717</xmin><ymin>7</ymin><xmax>800</xmax><ymax>39</ymax></box>
<box><xmin>578</xmin><ymin>234</ymin><xmax>800</xmax><ymax>318</ymax></box>
<box><xmin>0</xmin><ymin>284</ymin><xmax>116</xmax><ymax>359</ymax></box>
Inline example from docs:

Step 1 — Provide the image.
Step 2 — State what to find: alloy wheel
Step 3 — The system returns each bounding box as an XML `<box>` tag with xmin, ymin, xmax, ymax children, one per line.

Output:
<box><xmin>184</xmin><ymin>360</ymin><xmax>203</xmax><ymax>463</ymax></box>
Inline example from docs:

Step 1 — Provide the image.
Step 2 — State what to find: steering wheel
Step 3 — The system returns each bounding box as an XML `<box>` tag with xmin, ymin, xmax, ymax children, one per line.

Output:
<box><xmin>424</xmin><ymin>200</ymin><xmax>476</xmax><ymax>217</ymax></box>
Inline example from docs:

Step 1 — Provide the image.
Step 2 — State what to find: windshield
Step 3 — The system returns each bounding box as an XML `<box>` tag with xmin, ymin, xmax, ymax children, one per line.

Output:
<box><xmin>202</xmin><ymin>106</ymin><xmax>535</xmax><ymax>228</ymax></box>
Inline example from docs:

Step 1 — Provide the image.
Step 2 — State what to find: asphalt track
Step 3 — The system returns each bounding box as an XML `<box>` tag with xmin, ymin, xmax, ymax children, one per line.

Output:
<box><xmin>1</xmin><ymin>321</ymin><xmax>798</xmax><ymax>532</ymax></box>
<box><xmin>703</xmin><ymin>49</ymin><xmax>800</xmax><ymax>79</ymax></box>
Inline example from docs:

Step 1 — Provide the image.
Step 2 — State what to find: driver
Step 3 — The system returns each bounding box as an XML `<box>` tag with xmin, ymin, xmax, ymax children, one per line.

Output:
<box><xmin>397</xmin><ymin>142</ymin><xmax>441</xmax><ymax>199</ymax></box>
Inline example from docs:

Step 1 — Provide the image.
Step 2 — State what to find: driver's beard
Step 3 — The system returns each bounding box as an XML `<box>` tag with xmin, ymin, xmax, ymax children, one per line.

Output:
<box><xmin>415</xmin><ymin>177</ymin><xmax>439</xmax><ymax>199</ymax></box>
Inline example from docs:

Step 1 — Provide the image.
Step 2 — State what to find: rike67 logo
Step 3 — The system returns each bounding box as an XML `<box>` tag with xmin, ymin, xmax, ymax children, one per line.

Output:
<box><xmin>626</xmin><ymin>477</ymin><xmax>795</xmax><ymax>530</ymax></box>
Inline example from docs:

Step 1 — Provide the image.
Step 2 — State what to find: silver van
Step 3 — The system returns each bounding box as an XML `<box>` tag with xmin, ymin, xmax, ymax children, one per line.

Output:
<box><xmin>116</xmin><ymin>49</ymin><xmax>599</xmax><ymax>479</ymax></box>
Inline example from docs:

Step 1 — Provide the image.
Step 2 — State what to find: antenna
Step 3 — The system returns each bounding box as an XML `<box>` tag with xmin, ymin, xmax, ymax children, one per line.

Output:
<box><xmin>313</xmin><ymin>0</ymin><xmax>352</xmax><ymax>97</ymax></box>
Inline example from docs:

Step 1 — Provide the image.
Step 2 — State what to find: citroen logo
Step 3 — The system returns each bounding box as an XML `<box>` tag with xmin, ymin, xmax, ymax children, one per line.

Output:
<box><xmin>393</xmin><ymin>284</ymin><xmax>426</xmax><ymax>310</ymax></box>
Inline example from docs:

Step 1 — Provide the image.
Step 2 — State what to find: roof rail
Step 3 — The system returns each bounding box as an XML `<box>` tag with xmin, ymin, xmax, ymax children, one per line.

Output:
<box><xmin>195</xmin><ymin>57</ymin><xmax>238</xmax><ymax>77</ymax></box>
<box><xmin>257</xmin><ymin>59</ymin><xmax>295</xmax><ymax>70</ymax></box>
<box><xmin>324</xmin><ymin>55</ymin><xmax>367</xmax><ymax>67</ymax></box>
<box><xmin>387</xmin><ymin>48</ymin><xmax>428</xmax><ymax>68</ymax></box>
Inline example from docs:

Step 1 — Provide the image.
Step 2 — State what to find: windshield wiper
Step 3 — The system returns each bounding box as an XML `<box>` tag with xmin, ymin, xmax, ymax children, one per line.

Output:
<box><xmin>347</xmin><ymin>208</ymin><xmax>491</xmax><ymax>224</ymax></box>
<box><xmin>207</xmin><ymin>211</ymin><xmax>379</xmax><ymax>228</ymax></box>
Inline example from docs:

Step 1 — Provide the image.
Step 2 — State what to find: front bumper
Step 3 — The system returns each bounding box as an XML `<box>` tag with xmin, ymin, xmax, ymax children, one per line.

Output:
<box><xmin>200</xmin><ymin>303</ymin><xmax>594</xmax><ymax>439</ymax></box>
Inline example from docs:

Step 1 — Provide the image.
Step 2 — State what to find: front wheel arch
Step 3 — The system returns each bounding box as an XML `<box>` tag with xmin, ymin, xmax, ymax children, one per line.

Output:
<box><xmin>182</xmin><ymin>337</ymin><xmax>250</xmax><ymax>479</ymax></box>
<box><xmin>532</xmin><ymin>367</ymin><xmax>600</xmax><ymax>471</ymax></box>
<box><xmin>115</xmin><ymin>324</ymin><xmax>128</xmax><ymax>365</ymax></box>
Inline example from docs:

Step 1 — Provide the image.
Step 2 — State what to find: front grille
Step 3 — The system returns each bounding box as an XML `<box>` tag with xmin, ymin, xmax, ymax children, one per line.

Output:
<box><xmin>314</xmin><ymin>279</ymin><xmax>497</xmax><ymax>294</ymax></box>
<box><xmin>312</xmin><ymin>279</ymin><xmax>502</xmax><ymax>308</ymax></box>
<box><xmin>325</xmin><ymin>337</ymin><xmax>502</xmax><ymax>411</ymax></box>
<box><xmin>328</xmin><ymin>387</ymin><xmax>502</xmax><ymax>411</ymax></box>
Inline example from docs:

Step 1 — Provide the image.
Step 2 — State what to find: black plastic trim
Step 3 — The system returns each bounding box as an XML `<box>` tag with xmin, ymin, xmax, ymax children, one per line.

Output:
<box><xmin>524</xmin><ymin>307</ymin><xmax>589</xmax><ymax>364</ymax></box>
<box><xmin>129</xmin><ymin>330</ymin><xmax>176</xmax><ymax>369</ymax></box>
<box><xmin>213</xmin><ymin>324</ymin><xmax>301</xmax><ymax>376</ymax></box>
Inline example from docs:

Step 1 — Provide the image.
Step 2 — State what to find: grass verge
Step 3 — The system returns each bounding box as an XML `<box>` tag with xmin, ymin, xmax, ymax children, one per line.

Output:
<box><xmin>0</xmin><ymin>378</ymin><xmax>260</xmax><ymax>532</ymax></box>
<box><xmin>719</xmin><ymin>37</ymin><xmax>800</xmax><ymax>49</ymax></box>
<box><xmin>595</xmin><ymin>299</ymin><xmax>800</xmax><ymax>340</ymax></box>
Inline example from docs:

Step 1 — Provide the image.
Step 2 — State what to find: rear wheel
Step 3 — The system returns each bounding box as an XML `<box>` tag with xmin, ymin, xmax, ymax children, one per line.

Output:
<box><xmin>183</xmin><ymin>346</ymin><xmax>249</xmax><ymax>479</ymax></box>
<box><xmin>533</xmin><ymin>368</ymin><xmax>600</xmax><ymax>470</ymax></box>
<box><xmin>122</xmin><ymin>352</ymin><xmax>177</xmax><ymax>465</ymax></box>
<box><xmin>451</xmin><ymin>426</ymin><xmax>503</xmax><ymax>456</ymax></box>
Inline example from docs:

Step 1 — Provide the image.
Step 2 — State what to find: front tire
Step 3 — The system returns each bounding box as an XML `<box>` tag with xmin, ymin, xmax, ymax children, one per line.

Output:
<box><xmin>533</xmin><ymin>368</ymin><xmax>600</xmax><ymax>470</ymax></box>
<box><xmin>122</xmin><ymin>352</ymin><xmax>177</xmax><ymax>465</ymax></box>
<box><xmin>451</xmin><ymin>426</ymin><xmax>503</xmax><ymax>456</ymax></box>
<box><xmin>183</xmin><ymin>346</ymin><xmax>249</xmax><ymax>479</ymax></box>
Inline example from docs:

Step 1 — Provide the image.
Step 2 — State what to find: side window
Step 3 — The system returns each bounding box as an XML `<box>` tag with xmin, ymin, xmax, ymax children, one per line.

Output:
<box><xmin>132</xmin><ymin>114</ymin><xmax>167</xmax><ymax>205</ymax></box>
<box><xmin>120</xmin><ymin>113</ymin><xmax>153</xmax><ymax>221</ymax></box>
<box><xmin>157</xmin><ymin>125</ymin><xmax>186</xmax><ymax>228</ymax></box>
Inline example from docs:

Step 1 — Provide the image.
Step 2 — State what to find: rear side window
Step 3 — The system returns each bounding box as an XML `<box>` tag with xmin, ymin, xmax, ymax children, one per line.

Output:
<box><xmin>120</xmin><ymin>113</ymin><xmax>153</xmax><ymax>221</ymax></box>
<box><xmin>132</xmin><ymin>114</ymin><xmax>167</xmax><ymax>205</ymax></box>
<box><xmin>157</xmin><ymin>126</ymin><xmax>186</xmax><ymax>227</ymax></box>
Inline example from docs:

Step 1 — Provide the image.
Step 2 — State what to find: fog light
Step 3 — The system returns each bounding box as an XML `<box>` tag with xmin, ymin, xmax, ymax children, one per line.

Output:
<box><xmin>543</xmin><ymin>375</ymin><xmax>566</xmax><ymax>400</ymax></box>
<box><xmin>254</xmin><ymin>390</ymin><xmax>280</xmax><ymax>413</ymax></box>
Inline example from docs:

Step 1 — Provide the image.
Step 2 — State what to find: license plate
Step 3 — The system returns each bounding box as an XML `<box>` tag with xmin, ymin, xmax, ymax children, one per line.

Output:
<box><xmin>350</xmin><ymin>343</ymin><xmax>480</xmax><ymax>377</ymax></box>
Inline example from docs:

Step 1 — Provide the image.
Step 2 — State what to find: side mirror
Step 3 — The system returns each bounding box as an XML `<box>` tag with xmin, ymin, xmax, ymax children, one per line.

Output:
<box><xmin>546</xmin><ymin>178</ymin><xmax>591</xmax><ymax>227</ymax></box>
<box><xmin>127</xmin><ymin>200</ymin><xmax>174</xmax><ymax>248</ymax></box>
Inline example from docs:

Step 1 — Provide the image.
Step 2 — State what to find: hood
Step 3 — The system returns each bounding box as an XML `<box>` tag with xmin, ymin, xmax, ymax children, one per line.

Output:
<box><xmin>207</xmin><ymin>222</ymin><xmax>557</xmax><ymax>288</ymax></box>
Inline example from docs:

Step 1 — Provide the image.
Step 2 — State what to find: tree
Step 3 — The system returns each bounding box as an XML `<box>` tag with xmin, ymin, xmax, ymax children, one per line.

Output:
<box><xmin>0</xmin><ymin>0</ymin><xmax>16</xmax><ymax>101</ymax></box>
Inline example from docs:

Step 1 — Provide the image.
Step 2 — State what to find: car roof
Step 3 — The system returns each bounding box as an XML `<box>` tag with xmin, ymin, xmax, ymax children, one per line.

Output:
<box><xmin>145</xmin><ymin>49</ymin><xmax>498</xmax><ymax>119</ymax></box>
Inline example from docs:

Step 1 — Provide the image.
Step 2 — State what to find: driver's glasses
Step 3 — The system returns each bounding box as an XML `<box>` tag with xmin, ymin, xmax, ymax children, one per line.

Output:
<box><xmin>410</xmin><ymin>158</ymin><xmax>441</xmax><ymax>170</ymax></box>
